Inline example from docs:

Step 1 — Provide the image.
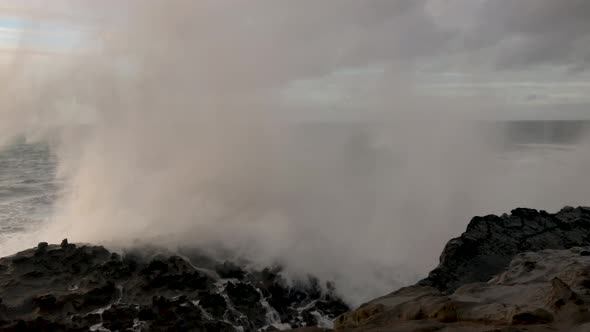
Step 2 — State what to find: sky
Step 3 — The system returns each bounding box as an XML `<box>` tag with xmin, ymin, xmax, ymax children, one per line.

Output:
<box><xmin>0</xmin><ymin>14</ymin><xmax>86</xmax><ymax>54</ymax></box>
<box><xmin>0</xmin><ymin>1</ymin><xmax>590</xmax><ymax>122</ymax></box>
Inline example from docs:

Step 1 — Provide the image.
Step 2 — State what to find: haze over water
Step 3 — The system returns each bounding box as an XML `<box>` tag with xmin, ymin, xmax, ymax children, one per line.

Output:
<box><xmin>1</xmin><ymin>1</ymin><xmax>590</xmax><ymax>305</ymax></box>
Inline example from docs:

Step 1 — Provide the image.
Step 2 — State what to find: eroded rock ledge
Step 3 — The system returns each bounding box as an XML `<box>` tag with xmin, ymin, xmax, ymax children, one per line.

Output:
<box><xmin>4</xmin><ymin>206</ymin><xmax>590</xmax><ymax>332</ymax></box>
<box><xmin>0</xmin><ymin>239</ymin><xmax>349</xmax><ymax>331</ymax></box>
<box><xmin>335</xmin><ymin>206</ymin><xmax>590</xmax><ymax>332</ymax></box>
<box><xmin>336</xmin><ymin>247</ymin><xmax>590</xmax><ymax>331</ymax></box>
<box><xmin>421</xmin><ymin>206</ymin><xmax>590</xmax><ymax>293</ymax></box>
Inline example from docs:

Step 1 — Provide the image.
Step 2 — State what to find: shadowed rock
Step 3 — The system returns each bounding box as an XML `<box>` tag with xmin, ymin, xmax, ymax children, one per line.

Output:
<box><xmin>420</xmin><ymin>207</ymin><xmax>590</xmax><ymax>292</ymax></box>
<box><xmin>216</xmin><ymin>261</ymin><xmax>247</xmax><ymax>280</ymax></box>
<box><xmin>334</xmin><ymin>206</ymin><xmax>590</xmax><ymax>332</ymax></box>
<box><xmin>0</xmin><ymin>241</ymin><xmax>349</xmax><ymax>331</ymax></box>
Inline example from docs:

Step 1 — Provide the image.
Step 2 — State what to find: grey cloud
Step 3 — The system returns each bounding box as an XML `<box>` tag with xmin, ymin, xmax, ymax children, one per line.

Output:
<box><xmin>464</xmin><ymin>0</ymin><xmax>590</xmax><ymax>70</ymax></box>
<box><xmin>8</xmin><ymin>0</ymin><xmax>590</xmax><ymax>78</ymax></box>
<box><xmin>70</xmin><ymin>0</ymin><xmax>448</xmax><ymax>87</ymax></box>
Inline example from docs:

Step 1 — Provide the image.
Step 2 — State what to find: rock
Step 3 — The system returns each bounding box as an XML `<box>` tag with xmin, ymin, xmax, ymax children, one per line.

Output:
<box><xmin>81</xmin><ymin>282</ymin><xmax>118</xmax><ymax>307</ymax></box>
<box><xmin>196</xmin><ymin>320</ymin><xmax>237</xmax><ymax>332</ymax></box>
<box><xmin>226</xmin><ymin>281</ymin><xmax>261</xmax><ymax>305</ymax></box>
<box><xmin>548</xmin><ymin>277</ymin><xmax>575</xmax><ymax>309</ymax></box>
<box><xmin>138</xmin><ymin>306</ymin><xmax>156</xmax><ymax>321</ymax></box>
<box><xmin>140</xmin><ymin>256</ymin><xmax>212</xmax><ymax>291</ymax></box>
<box><xmin>35</xmin><ymin>242</ymin><xmax>48</xmax><ymax>256</ymax></box>
<box><xmin>32</xmin><ymin>294</ymin><xmax>58</xmax><ymax>311</ymax></box>
<box><xmin>252</xmin><ymin>268</ymin><xmax>336</xmax><ymax>323</ymax></box>
<box><xmin>142</xmin><ymin>259</ymin><xmax>169</xmax><ymax>275</ymax></box>
<box><xmin>226</xmin><ymin>281</ymin><xmax>267</xmax><ymax>328</ymax></box>
<box><xmin>0</xmin><ymin>240</ymin><xmax>348</xmax><ymax>331</ymax></box>
<box><xmin>315</xmin><ymin>298</ymin><xmax>350</xmax><ymax>318</ymax></box>
<box><xmin>338</xmin><ymin>247</ymin><xmax>590</xmax><ymax>330</ymax></box>
<box><xmin>146</xmin><ymin>296</ymin><xmax>212</xmax><ymax>331</ymax></box>
<box><xmin>420</xmin><ymin>207</ymin><xmax>590</xmax><ymax>292</ymax></box>
<box><xmin>0</xmin><ymin>317</ymin><xmax>68</xmax><ymax>332</ymax></box>
<box><xmin>198</xmin><ymin>291</ymin><xmax>227</xmax><ymax>318</ymax></box>
<box><xmin>334</xmin><ymin>303</ymin><xmax>385</xmax><ymax>329</ymax></box>
<box><xmin>255</xmin><ymin>267</ymin><xmax>292</xmax><ymax>318</ymax></box>
<box><xmin>99</xmin><ymin>256</ymin><xmax>136</xmax><ymax>279</ymax></box>
<box><xmin>300</xmin><ymin>308</ymin><xmax>318</xmax><ymax>326</ymax></box>
<box><xmin>335</xmin><ymin>207</ymin><xmax>590</xmax><ymax>331</ymax></box>
<box><xmin>216</xmin><ymin>261</ymin><xmax>246</xmax><ymax>280</ymax></box>
<box><xmin>511</xmin><ymin>309</ymin><xmax>554</xmax><ymax>325</ymax></box>
<box><xmin>70</xmin><ymin>313</ymin><xmax>101</xmax><ymax>329</ymax></box>
<box><xmin>102</xmin><ymin>304</ymin><xmax>139</xmax><ymax>331</ymax></box>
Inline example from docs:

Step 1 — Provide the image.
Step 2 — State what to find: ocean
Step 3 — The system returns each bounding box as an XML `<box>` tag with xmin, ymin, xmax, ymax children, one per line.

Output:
<box><xmin>0</xmin><ymin>142</ymin><xmax>58</xmax><ymax>249</ymax></box>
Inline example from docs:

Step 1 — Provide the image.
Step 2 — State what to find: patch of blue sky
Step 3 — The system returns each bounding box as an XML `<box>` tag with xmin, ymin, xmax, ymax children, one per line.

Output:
<box><xmin>0</xmin><ymin>14</ymin><xmax>86</xmax><ymax>52</ymax></box>
<box><xmin>0</xmin><ymin>16</ymin><xmax>25</xmax><ymax>29</ymax></box>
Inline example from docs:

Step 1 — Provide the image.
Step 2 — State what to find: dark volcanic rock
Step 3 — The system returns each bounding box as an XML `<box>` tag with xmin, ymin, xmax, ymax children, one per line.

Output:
<box><xmin>60</xmin><ymin>238</ymin><xmax>76</xmax><ymax>251</ymax></box>
<box><xmin>80</xmin><ymin>282</ymin><xmax>118</xmax><ymax>307</ymax></box>
<box><xmin>226</xmin><ymin>281</ymin><xmax>267</xmax><ymax>328</ymax></box>
<box><xmin>70</xmin><ymin>313</ymin><xmax>101</xmax><ymax>330</ymax></box>
<box><xmin>140</xmin><ymin>256</ymin><xmax>212</xmax><ymax>291</ymax></box>
<box><xmin>419</xmin><ymin>206</ymin><xmax>590</xmax><ymax>292</ymax></box>
<box><xmin>315</xmin><ymin>298</ymin><xmax>350</xmax><ymax>318</ymax></box>
<box><xmin>199</xmin><ymin>291</ymin><xmax>228</xmax><ymax>317</ymax></box>
<box><xmin>0</xmin><ymin>317</ymin><xmax>68</xmax><ymax>332</ymax></box>
<box><xmin>336</xmin><ymin>207</ymin><xmax>590</xmax><ymax>331</ymax></box>
<box><xmin>36</xmin><ymin>242</ymin><xmax>48</xmax><ymax>252</ymax></box>
<box><xmin>245</xmin><ymin>267</ymin><xmax>350</xmax><ymax>327</ymax></box>
<box><xmin>0</xmin><ymin>241</ymin><xmax>350</xmax><ymax>331</ymax></box>
<box><xmin>226</xmin><ymin>281</ymin><xmax>262</xmax><ymax>305</ymax></box>
<box><xmin>216</xmin><ymin>261</ymin><xmax>247</xmax><ymax>280</ymax></box>
<box><xmin>32</xmin><ymin>294</ymin><xmax>58</xmax><ymax>311</ymax></box>
<box><xmin>102</xmin><ymin>304</ymin><xmax>139</xmax><ymax>331</ymax></box>
<box><xmin>145</xmin><ymin>295</ymin><xmax>235</xmax><ymax>331</ymax></box>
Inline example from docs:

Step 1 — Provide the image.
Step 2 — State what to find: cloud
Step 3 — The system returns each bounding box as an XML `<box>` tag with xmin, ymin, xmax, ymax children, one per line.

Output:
<box><xmin>3</xmin><ymin>1</ymin><xmax>590</xmax><ymax>78</ymax></box>
<box><xmin>452</xmin><ymin>0</ymin><xmax>590</xmax><ymax>70</ymax></box>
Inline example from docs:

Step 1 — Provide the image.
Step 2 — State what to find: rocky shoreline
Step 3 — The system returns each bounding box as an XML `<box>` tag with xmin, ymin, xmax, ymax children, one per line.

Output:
<box><xmin>336</xmin><ymin>206</ymin><xmax>590</xmax><ymax>331</ymax></box>
<box><xmin>0</xmin><ymin>239</ymin><xmax>348</xmax><ymax>331</ymax></box>
<box><xmin>3</xmin><ymin>206</ymin><xmax>590</xmax><ymax>331</ymax></box>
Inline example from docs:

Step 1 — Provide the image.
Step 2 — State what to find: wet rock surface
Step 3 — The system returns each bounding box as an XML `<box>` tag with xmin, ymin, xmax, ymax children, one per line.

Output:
<box><xmin>335</xmin><ymin>246</ymin><xmax>590</xmax><ymax>331</ymax></box>
<box><xmin>5</xmin><ymin>206</ymin><xmax>590</xmax><ymax>331</ymax></box>
<box><xmin>332</xmin><ymin>206</ymin><xmax>590</xmax><ymax>332</ymax></box>
<box><xmin>0</xmin><ymin>241</ymin><xmax>349</xmax><ymax>331</ymax></box>
<box><xmin>420</xmin><ymin>206</ymin><xmax>590</xmax><ymax>292</ymax></box>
